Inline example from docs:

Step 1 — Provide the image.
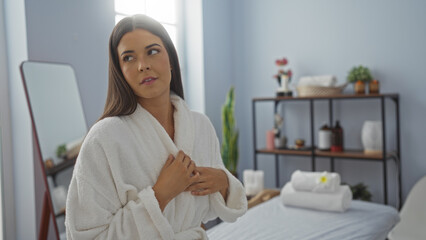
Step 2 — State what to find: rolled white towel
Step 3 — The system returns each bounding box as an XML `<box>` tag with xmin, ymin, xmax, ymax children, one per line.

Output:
<box><xmin>298</xmin><ymin>75</ymin><xmax>337</xmax><ymax>87</ymax></box>
<box><xmin>280</xmin><ymin>182</ymin><xmax>352</xmax><ymax>212</ymax></box>
<box><xmin>291</xmin><ymin>170</ymin><xmax>341</xmax><ymax>193</ymax></box>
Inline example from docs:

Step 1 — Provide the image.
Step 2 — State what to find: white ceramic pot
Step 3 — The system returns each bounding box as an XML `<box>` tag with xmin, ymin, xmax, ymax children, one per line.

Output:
<box><xmin>361</xmin><ymin>121</ymin><xmax>383</xmax><ymax>153</ymax></box>
<box><xmin>280</xmin><ymin>74</ymin><xmax>290</xmax><ymax>92</ymax></box>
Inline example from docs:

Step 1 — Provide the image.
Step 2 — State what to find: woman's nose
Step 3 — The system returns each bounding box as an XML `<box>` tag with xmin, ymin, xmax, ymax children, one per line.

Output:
<box><xmin>138</xmin><ymin>59</ymin><xmax>151</xmax><ymax>72</ymax></box>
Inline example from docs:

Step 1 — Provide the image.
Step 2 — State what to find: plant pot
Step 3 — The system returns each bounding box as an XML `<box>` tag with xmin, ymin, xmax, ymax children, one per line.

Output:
<box><xmin>354</xmin><ymin>80</ymin><xmax>365</xmax><ymax>94</ymax></box>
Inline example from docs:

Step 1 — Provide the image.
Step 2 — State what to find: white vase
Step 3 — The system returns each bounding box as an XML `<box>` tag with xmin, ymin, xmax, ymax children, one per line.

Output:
<box><xmin>361</xmin><ymin>121</ymin><xmax>382</xmax><ymax>153</ymax></box>
<box><xmin>280</xmin><ymin>74</ymin><xmax>289</xmax><ymax>92</ymax></box>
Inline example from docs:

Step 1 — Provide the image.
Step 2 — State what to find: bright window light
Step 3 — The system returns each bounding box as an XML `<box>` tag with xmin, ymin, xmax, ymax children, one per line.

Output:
<box><xmin>146</xmin><ymin>0</ymin><xmax>176</xmax><ymax>24</ymax></box>
<box><xmin>115</xmin><ymin>0</ymin><xmax>146</xmax><ymax>15</ymax></box>
<box><xmin>163</xmin><ymin>23</ymin><xmax>177</xmax><ymax>47</ymax></box>
<box><xmin>115</xmin><ymin>14</ymin><xmax>126</xmax><ymax>25</ymax></box>
<box><xmin>114</xmin><ymin>0</ymin><xmax>178</xmax><ymax>50</ymax></box>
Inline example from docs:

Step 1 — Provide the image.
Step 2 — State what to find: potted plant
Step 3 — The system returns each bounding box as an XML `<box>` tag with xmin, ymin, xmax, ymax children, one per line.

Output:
<box><xmin>349</xmin><ymin>183</ymin><xmax>372</xmax><ymax>201</ymax></box>
<box><xmin>347</xmin><ymin>65</ymin><xmax>373</xmax><ymax>94</ymax></box>
<box><xmin>221</xmin><ymin>86</ymin><xmax>239</xmax><ymax>177</ymax></box>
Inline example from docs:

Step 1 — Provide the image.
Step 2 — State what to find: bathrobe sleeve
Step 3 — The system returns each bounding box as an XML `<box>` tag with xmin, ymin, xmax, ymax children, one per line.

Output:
<box><xmin>201</xmin><ymin>116</ymin><xmax>248</xmax><ymax>223</ymax></box>
<box><xmin>65</xmin><ymin>131</ymin><xmax>175</xmax><ymax>240</ymax></box>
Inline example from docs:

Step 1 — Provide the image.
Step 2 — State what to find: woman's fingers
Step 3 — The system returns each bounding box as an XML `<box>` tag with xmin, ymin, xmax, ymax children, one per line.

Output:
<box><xmin>164</xmin><ymin>154</ymin><xmax>174</xmax><ymax>167</ymax></box>
<box><xmin>187</xmin><ymin>161</ymin><xmax>196</xmax><ymax>176</ymax></box>
<box><xmin>175</xmin><ymin>151</ymin><xmax>193</xmax><ymax>168</ymax></box>
<box><xmin>186</xmin><ymin>181</ymin><xmax>207</xmax><ymax>192</ymax></box>
<box><xmin>182</xmin><ymin>155</ymin><xmax>191</xmax><ymax>168</ymax></box>
<box><xmin>191</xmin><ymin>188</ymin><xmax>212</xmax><ymax>196</ymax></box>
<box><xmin>186</xmin><ymin>167</ymin><xmax>229</xmax><ymax>197</ymax></box>
<box><xmin>175</xmin><ymin>150</ymin><xmax>186</xmax><ymax>162</ymax></box>
<box><xmin>189</xmin><ymin>172</ymin><xmax>200</xmax><ymax>185</ymax></box>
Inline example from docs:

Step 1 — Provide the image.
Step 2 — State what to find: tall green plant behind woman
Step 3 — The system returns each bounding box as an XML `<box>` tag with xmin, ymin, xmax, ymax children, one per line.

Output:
<box><xmin>221</xmin><ymin>86</ymin><xmax>239</xmax><ymax>176</ymax></box>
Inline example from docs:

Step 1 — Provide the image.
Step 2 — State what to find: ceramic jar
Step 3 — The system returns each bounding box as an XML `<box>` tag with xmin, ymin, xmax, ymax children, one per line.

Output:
<box><xmin>361</xmin><ymin>121</ymin><xmax>383</xmax><ymax>153</ymax></box>
<box><xmin>318</xmin><ymin>125</ymin><xmax>332</xmax><ymax>151</ymax></box>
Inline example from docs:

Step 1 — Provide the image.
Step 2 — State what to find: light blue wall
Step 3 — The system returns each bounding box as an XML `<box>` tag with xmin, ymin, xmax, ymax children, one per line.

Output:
<box><xmin>0</xmin><ymin>0</ymin><xmax>16</xmax><ymax>238</ymax></box>
<box><xmin>203</xmin><ymin>0</ymin><xmax>426</xmax><ymax>204</ymax></box>
<box><xmin>25</xmin><ymin>0</ymin><xmax>115</xmax><ymax>127</ymax></box>
<box><xmin>203</xmin><ymin>0</ymin><xmax>235</xmax><ymax>141</ymax></box>
<box><xmin>4</xmin><ymin>0</ymin><xmax>31</xmax><ymax>238</ymax></box>
<box><xmin>20</xmin><ymin>0</ymin><xmax>114</xmax><ymax>237</ymax></box>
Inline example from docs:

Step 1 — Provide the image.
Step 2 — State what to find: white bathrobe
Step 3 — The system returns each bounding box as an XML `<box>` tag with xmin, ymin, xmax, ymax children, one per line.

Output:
<box><xmin>65</xmin><ymin>94</ymin><xmax>247</xmax><ymax>240</ymax></box>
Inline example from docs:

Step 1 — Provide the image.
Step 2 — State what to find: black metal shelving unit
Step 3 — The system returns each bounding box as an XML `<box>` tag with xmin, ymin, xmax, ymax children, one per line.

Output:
<box><xmin>252</xmin><ymin>93</ymin><xmax>401</xmax><ymax>207</ymax></box>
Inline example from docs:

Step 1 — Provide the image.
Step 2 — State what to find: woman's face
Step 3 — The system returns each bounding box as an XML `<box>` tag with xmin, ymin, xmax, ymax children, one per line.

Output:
<box><xmin>117</xmin><ymin>28</ymin><xmax>172</xmax><ymax>102</ymax></box>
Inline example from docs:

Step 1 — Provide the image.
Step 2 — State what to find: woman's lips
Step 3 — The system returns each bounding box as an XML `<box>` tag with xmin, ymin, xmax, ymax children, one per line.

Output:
<box><xmin>140</xmin><ymin>77</ymin><xmax>157</xmax><ymax>85</ymax></box>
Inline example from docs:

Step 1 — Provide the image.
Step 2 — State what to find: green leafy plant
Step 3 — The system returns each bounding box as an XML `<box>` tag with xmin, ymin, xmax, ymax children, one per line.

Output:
<box><xmin>56</xmin><ymin>144</ymin><xmax>66</xmax><ymax>158</ymax></box>
<box><xmin>347</xmin><ymin>182</ymin><xmax>372</xmax><ymax>201</ymax></box>
<box><xmin>347</xmin><ymin>65</ymin><xmax>373</xmax><ymax>83</ymax></box>
<box><xmin>221</xmin><ymin>86</ymin><xmax>239</xmax><ymax>176</ymax></box>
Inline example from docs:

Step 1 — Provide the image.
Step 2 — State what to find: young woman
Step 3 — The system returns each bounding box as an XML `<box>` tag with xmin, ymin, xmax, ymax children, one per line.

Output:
<box><xmin>65</xmin><ymin>14</ymin><xmax>247</xmax><ymax>239</ymax></box>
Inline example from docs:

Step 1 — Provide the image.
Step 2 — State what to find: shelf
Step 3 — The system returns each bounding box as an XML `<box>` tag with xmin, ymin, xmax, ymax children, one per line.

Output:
<box><xmin>256</xmin><ymin>148</ymin><xmax>395</xmax><ymax>160</ymax></box>
<box><xmin>46</xmin><ymin>157</ymin><xmax>77</xmax><ymax>176</ymax></box>
<box><xmin>253</xmin><ymin>93</ymin><xmax>399</xmax><ymax>102</ymax></box>
<box><xmin>252</xmin><ymin>91</ymin><xmax>401</xmax><ymax>206</ymax></box>
<box><xmin>256</xmin><ymin>148</ymin><xmax>312</xmax><ymax>156</ymax></box>
<box><xmin>55</xmin><ymin>208</ymin><xmax>66</xmax><ymax>218</ymax></box>
<box><xmin>315</xmin><ymin>149</ymin><xmax>395</xmax><ymax>160</ymax></box>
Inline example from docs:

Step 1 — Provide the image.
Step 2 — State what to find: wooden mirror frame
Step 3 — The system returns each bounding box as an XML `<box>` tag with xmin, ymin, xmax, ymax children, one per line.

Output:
<box><xmin>20</xmin><ymin>61</ymin><xmax>61</xmax><ymax>240</ymax></box>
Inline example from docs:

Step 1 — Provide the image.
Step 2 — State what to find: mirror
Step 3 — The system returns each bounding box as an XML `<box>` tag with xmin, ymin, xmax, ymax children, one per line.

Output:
<box><xmin>20</xmin><ymin>61</ymin><xmax>87</xmax><ymax>239</ymax></box>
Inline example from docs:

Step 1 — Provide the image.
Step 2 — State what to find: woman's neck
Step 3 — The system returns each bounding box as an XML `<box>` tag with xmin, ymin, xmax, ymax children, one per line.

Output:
<box><xmin>138</xmin><ymin>94</ymin><xmax>175</xmax><ymax>140</ymax></box>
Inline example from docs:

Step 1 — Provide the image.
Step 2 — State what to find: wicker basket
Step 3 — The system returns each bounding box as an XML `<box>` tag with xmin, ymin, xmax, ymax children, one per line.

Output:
<box><xmin>296</xmin><ymin>83</ymin><xmax>348</xmax><ymax>97</ymax></box>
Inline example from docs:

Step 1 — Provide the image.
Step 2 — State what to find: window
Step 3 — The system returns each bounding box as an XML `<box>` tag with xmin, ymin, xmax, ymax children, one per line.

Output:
<box><xmin>114</xmin><ymin>0</ymin><xmax>179</xmax><ymax>49</ymax></box>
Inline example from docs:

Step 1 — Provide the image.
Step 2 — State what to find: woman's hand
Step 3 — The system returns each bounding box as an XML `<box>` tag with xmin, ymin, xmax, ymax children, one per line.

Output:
<box><xmin>153</xmin><ymin>151</ymin><xmax>199</xmax><ymax>211</ymax></box>
<box><xmin>185</xmin><ymin>167</ymin><xmax>229</xmax><ymax>201</ymax></box>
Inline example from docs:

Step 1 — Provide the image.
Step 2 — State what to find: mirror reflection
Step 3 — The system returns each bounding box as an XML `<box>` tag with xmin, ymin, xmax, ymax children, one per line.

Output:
<box><xmin>21</xmin><ymin>61</ymin><xmax>87</xmax><ymax>238</ymax></box>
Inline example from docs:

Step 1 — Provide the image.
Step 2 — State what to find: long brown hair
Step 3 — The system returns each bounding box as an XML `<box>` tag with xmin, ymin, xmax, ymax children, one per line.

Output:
<box><xmin>99</xmin><ymin>14</ymin><xmax>184</xmax><ymax>120</ymax></box>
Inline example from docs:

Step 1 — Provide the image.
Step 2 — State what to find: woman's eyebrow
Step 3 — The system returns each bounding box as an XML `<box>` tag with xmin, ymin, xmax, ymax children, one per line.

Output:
<box><xmin>145</xmin><ymin>43</ymin><xmax>161</xmax><ymax>49</ymax></box>
<box><xmin>121</xmin><ymin>50</ymin><xmax>134</xmax><ymax>56</ymax></box>
<box><xmin>120</xmin><ymin>43</ymin><xmax>161</xmax><ymax>56</ymax></box>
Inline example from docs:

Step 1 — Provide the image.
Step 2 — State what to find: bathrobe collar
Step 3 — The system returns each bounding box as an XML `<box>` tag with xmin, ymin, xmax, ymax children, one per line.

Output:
<box><xmin>132</xmin><ymin>93</ymin><xmax>195</xmax><ymax>157</ymax></box>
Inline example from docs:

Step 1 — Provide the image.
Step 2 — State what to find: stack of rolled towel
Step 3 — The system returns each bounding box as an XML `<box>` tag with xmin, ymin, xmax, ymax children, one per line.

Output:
<box><xmin>298</xmin><ymin>75</ymin><xmax>337</xmax><ymax>87</ymax></box>
<box><xmin>280</xmin><ymin>170</ymin><xmax>352</xmax><ymax>212</ymax></box>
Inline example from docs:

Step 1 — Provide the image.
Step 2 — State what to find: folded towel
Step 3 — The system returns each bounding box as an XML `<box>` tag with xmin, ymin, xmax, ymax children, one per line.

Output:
<box><xmin>280</xmin><ymin>182</ymin><xmax>352</xmax><ymax>212</ymax></box>
<box><xmin>298</xmin><ymin>75</ymin><xmax>337</xmax><ymax>87</ymax></box>
<box><xmin>291</xmin><ymin>170</ymin><xmax>341</xmax><ymax>193</ymax></box>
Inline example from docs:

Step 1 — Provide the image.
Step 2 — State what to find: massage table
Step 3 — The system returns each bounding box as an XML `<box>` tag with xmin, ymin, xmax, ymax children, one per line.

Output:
<box><xmin>207</xmin><ymin>189</ymin><xmax>399</xmax><ymax>240</ymax></box>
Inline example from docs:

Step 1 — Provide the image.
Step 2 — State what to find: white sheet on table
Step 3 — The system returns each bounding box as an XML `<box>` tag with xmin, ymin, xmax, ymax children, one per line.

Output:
<box><xmin>207</xmin><ymin>197</ymin><xmax>399</xmax><ymax>240</ymax></box>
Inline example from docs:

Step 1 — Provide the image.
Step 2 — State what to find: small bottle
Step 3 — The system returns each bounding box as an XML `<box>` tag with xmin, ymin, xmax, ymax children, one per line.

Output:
<box><xmin>318</xmin><ymin>124</ymin><xmax>332</xmax><ymax>151</ymax></box>
<box><xmin>331</xmin><ymin>121</ymin><xmax>343</xmax><ymax>152</ymax></box>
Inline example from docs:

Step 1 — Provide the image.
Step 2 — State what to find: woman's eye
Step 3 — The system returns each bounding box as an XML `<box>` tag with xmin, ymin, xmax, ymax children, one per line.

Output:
<box><xmin>123</xmin><ymin>55</ymin><xmax>134</xmax><ymax>62</ymax></box>
<box><xmin>148</xmin><ymin>49</ymin><xmax>160</xmax><ymax>55</ymax></box>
